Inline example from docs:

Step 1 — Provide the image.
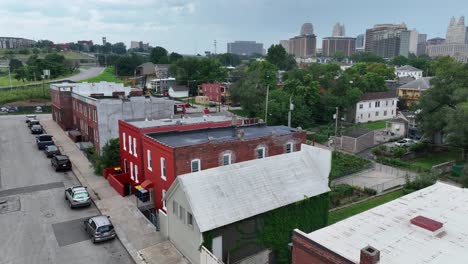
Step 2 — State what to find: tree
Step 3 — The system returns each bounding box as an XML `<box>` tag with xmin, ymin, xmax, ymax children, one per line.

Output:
<box><xmin>216</xmin><ymin>53</ymin><xmax>241</xmax><ymax>66</ymax></box>
<box><xmin>266</xmin><ymin>44</ymin><xmax>296</xmax><ymax>70</ymax></box>
<box><xmin>150</xmin><ymin>46</ymin><xmax>169</xmax><ymax>64</ymax></box>
<box><xmin>93</xmin><ymin>138</ymin><xmax>120</xmax><ymax>175</ymax></box>
<box><xmin>14</xmin><ymin>67</ymin><xmax>27</xmax><ymax>82</ymax></box>
<box><xmin>32</xmin><ymin>48</ymin><xmax>40</xmax><ymax>54</ymax></box>
<box><xmin>366</xmin><ymin>63</ymin><xmax>395</xmax><ymax>80</ymax></box>
<box><xmin>169</xmin><ymin>52</ymin><xmax>183</xmax><ymax>63</ymax></box>
<box><xmin>114</xmin><ymin>54</ymin><xmax>144</xmax><ymax>76</ymax></box>
<box><xmin>18</xmin><ymin>48</ymin><xmax>30</xmax><ymax>55</ymax></box>
<box><xmin>9</xmin><ymin>59</ymin><xmax>23</xmax><ymax>71</ymax></box>
<box><xmin>391</xmin><ymin>55</ymin><xmax>409</xmax><ymax>66</ymax></box>
<box><xmin>350</xmin><ymin>52</ymin><xmax>384</xmax><ymax>63</ymax></box>
<box><xmin>35</xmin><ymin>40</ymin><xmax>53</xmax><ymax>49</ymax></box>
<box><xmin>112</xmin><ymin>42</ymin><xmax>127</xmax><ymax>54</ymax></box>
<box><xmin>332</xmin><ymin>51</ymin><xmax>346</xmax><ymax>62</ymax></box>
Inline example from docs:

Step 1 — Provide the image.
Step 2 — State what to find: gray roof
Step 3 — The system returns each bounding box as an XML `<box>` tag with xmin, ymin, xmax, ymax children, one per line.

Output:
<box><xmin>127</xmin><ymin>114</ymin><xmax>233</xmax><ymax>129</ymax></box>
<box><xmin>147</xmin><ymin>125</ymin><xmax>297</xmax><ymax>148</ymax></box>
<box><xmin>399</xmin><ymin>77</ymin><xmax>433</xmax><ymax>90</ymax></box>
<box><xmin>396</xmin><ymin>65</ymin><xmax>422</xmax><ymax>72</ymax></box>
<box><xmin>168</xmin><ymin>144</ymin><xmax>331</xmax><ymax>232</ymax></box>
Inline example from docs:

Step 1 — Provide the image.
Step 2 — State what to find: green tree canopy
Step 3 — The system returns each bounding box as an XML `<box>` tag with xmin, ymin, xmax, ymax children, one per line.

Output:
<box><xmin>169</xmin><ymin>52</ymin><xmax>183</xmax><ymax>63</ymax></box>
<box><xmin>266</xmin><ymin>44</ymin><xmax>296</xmax><ymax>71</ymax></box>
<box><xmin>216</xmin><ymin>53</ymin><xmax>241</xmax><ymax>66</ymax></box>
<box><xmin>9</xmin><ymin>59</ymin><xmax>23</xmax><ymax>71</ymax></box>
<box><xmin>112</xmin><ymin>42</ymin><xmax>127</xmax><ymax>54</ymax></box>
<box><xmin>150</xmin><ymin>46</ymin><xmax>169</xmax><ymax>64</ymax></box>
<box><xmin>350</xmin><ymin>52</ymin><xmax>384</xmax><ymax>63</ymax></box>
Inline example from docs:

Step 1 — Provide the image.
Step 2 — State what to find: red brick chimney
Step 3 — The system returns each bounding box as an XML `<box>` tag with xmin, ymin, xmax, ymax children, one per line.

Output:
<box><xmin>360</xmin><ymin>246</ymin><xmax>380</xmax><ymax>264</ymax></box>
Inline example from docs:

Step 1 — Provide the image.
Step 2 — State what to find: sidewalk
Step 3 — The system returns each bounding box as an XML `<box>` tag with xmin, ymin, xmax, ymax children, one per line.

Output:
<box><xmin>41</xmin><ymin>116</ymin><xmax>184</xmax><ymax>264</ymax></box>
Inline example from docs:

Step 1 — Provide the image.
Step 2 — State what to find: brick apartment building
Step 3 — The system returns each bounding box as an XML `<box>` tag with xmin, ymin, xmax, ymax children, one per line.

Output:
<box><xmin>137</xmin><ymin>125</ymin><xmax>306</xmax><ymax>210</ymax></box>
<box><xmin>51</xmin><ymin>82</ymin><xmax>174</xmax><ymax>153</ymax></box>
<box><xmin>118</xmin><ymin>115</ymin><xmax>252</xmax><ymax>186</ymax></box>
<box><xmin>199</xmin><ymin>82</ymin><xmax>231</xmax><ymax>104</ymax></box>
<box><xmin>291</xmin><ymin>182</ymin><xmax>468</xmax><ymax>264</ymax></box>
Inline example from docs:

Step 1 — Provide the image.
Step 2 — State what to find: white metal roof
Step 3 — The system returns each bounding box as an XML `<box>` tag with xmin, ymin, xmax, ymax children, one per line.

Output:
<box><xmin>303</xmin><ymin>182</ymin><xmax>468</xmax><ymax>264</ymax></box>
<box><xmin>128</xmin><ymin>114</ymin><xmax>233</xmax><ymax>129</ymax></box>
<box><xmin>396</xmin><ymin>65</ymin><xmax>423</xmax><ymax>72</ymax></box>
<box><xmin>171</xmin><ymin>144</ymin><xmax>331</xmax><ymax>232</ymax></box>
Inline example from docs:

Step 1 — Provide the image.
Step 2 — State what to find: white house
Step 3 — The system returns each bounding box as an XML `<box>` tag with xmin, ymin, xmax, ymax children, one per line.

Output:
<box><xmin>348</xmin><ymin>91</ymin><xmax>399</xmax><ymax>123</ymax></box>
<box><xmin>160</xmin><ymin>144</ymin><xmax>331</xmax><ymax>264</ymax></box>
<box><xmin>168</xmin><ymin>85</ymin><xmax>189</xmax><ymax>98</ymax></box>
<box><xmin>395</xmin><ymin>65</ymin><xmax>423</xmax><ymax>79</ymax></box>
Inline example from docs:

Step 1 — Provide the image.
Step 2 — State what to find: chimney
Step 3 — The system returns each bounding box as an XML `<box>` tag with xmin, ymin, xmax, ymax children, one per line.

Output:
<box><xmin>360</xmin><ymin>246</ymin><xmax>380</xmax><ymax>264</ymax></box>
<box><xmin>235</xmin><ymin>128</ymin><xmax>245</xmax><ymax>140</ymax></box>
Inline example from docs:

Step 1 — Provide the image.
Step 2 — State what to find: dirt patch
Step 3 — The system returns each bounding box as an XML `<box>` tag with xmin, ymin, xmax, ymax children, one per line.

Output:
<box><xmin>4</xmin><ymin>99</ymin><xmax>51</xmax><ymax>106</ymax></box>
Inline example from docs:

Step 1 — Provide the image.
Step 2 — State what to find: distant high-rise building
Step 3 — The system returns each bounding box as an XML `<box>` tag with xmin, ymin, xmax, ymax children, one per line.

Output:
<box><xmin>446</xmin><ymin>16</ymin><xmax>466</xmax><ymax>43</ymax></box>
<box><xmin>280</xmin><ymin>40</ymin><xmax>290</xmax><ymax>52</ymax></box>
<box><xmin>417</xmin><ymin>34</ymin><xmax>427</xmax><ymax>56</ymax></box>
<box><xmin>427</xmin><ymin>37</ymin><xmax>446</xmax><ymax>45</ymax></box>
<box><xmin>102</xmin><ymin>37</ymin><xmax>107</xmax><ymax>45</ymax></box>
<box><xmin>130</xmin><ymin>41</ymin><xmax>140</xmax><ymax>49</ymax></box>
<box><xmin>322</xmin><ymin>37</ymin><xmax>356</xmax><ymax>57</ymax></box>
<box><xmin>399</xmin><ymin>29</ymin><xmax>419</xmax><ymax>57</ymax></box>
<box><xmin>365</xmin><ymin>23</ymin><xmax>407</xmax><ymax>58</ymax></box>
<box><xmin>0</xmin><ymin>37</ymin><xmax>35</xmax><ymax>49</ymax></box>
<box><xmin>300</xmin><ymin>23</ymin><xmax>314</xmax><ymax>36</ymax></box>
<box><xmin>332</xmin><ymin>23</ymin><xmax>346</xmax><ymax>37</ymax></box>
<box><xmin>227</xmin><ymin>41</ymin><xmax>263</xmax><ymax>56</ymax></box>
<box><xmin>356</xmin><ymin>34</ymin><xmax>366</xmax><ymax>51</ymax></box>
<box><xmin>465</xmin><ymin>26</ymin><xmax>468</xmax><ymax>44</ymax></box>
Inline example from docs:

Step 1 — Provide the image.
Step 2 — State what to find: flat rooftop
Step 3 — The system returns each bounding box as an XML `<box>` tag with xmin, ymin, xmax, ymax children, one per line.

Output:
<box><xmin>302</xmin><ymin>182</ymin><xmax>468</xmax><ymax>264</ymax></box>
<box><xmin>147</xmin><ymin>125</ymin><xmax>297</xmax><ymax>147</ymax></box>
<box><xmin>126</xmin><ymin>113</ymin><xmax>234</xmax><ymax>129</ymax></box>
<box><xmin>51</xmin><ymin>82</ymin><xmax>130</xmax><ymax>96</ymax></box>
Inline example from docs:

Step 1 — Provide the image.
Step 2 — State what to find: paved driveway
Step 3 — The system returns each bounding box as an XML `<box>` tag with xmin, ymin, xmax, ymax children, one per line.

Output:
<box><xmin>58</xmin><ymin>67</ymin><xmax>105</xmax><ymax>82</ymax></box>
<box><xmin>0</xmin><ymin>115</ymin><xmax>133</xmax><ymax>264</ymax></box>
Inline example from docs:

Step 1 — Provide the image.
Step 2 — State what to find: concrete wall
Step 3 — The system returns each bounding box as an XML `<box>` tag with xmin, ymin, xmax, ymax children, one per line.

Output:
<box><xmin>167</xmin><ymin>184</ymin><xmax>203</xmax><ymax>264</ymax></box>
<box><xmin>355</xmin><ymin>131</ymin><xmax>375</xmax><ymax>153</ymax></box>
<box><xmin>333</xmin><ymin>131</ymin><xmax>375</xmax><ymax>153</ymax></box>
<box><xmin>159</xmin><ymin>209</ymin><xmax>169</xmax><ymax>239</ymax></box>
<box><xmin>96</xmin><ymin>96</ymin><xmax>174</xmax><ymax>151</ymax></box>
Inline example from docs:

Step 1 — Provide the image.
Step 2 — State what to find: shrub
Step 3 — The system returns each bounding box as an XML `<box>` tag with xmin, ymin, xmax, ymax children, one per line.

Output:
<box><xmin>363</xmin><ymin>187</ymin><xmax>377</xmax><ymax>196</ymax></box>
<box><xmin>331</xmin><ymin>152</ymin><xmax>371</xmax><ymax>179</ymax></box>
<box><xmin>404</xmin><ymin>172</ymin><xmax>438</xmax><ymax>192</ymax></box>
<box><xmin>392</xmin><ymin>147</ymin><xmax>406</xmax><ymax>158</ymax></box>
<box><xmin>330</xmin><ymin>184</ymin><xmax>355</xmax><ymax>207</ymax></box>
<box><xmin>92</xmin><ymin>138</ymin><xmax>120</xmax><ymax>175</ymax></box>
<box><xmin>408</xmin><ymin>141</ymin><xmax>429</xmax><ymax>153</ymax></box>
<box><xmin>372</xmin><ymin>145</ymin><xmax>388</xmax><ymax>157</ymax></box>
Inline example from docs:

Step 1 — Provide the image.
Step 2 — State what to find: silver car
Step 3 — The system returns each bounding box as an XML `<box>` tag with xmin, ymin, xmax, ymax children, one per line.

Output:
<box><xmin>64</xmin><ymin>186</ymin><xmax>91</xmax><ymax>208</ymax></box>
<box><xmin>84</xmin><ymin>215</ymin><xmax>116</xmax><ymax>243</ymax></box>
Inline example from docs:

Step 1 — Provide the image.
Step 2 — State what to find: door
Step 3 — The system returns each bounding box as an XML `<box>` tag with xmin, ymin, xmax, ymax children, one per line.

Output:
<box><xmin>124</xmin><ymin>159</ymin><xmax>128</xmax><ymax>173</ymax></box>
<box><xmin>212</xmin><ymin>236</ymin><xmax>222</xmax><ymax>260</ymax></box>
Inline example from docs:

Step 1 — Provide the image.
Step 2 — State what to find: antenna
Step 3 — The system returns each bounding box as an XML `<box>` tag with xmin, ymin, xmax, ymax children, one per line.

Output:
<box><xmin>214</xmin><ymin>40</ymin><xmax>217</xmax><ymax>55</ymax></box>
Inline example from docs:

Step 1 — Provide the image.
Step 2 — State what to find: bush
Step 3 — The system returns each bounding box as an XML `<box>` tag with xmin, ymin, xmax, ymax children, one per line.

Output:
<box><xmin>91</xmin><ymin>138</ymin><xmax>120</xmax><ymax>175</ymax></box>
<box><xmin>372</xmin><ymin>145</ymin><xmax>388</xmax><ymax>157</ymax></box>
<box><xmin>408</xmin><ymin>141</ymin><xmax>429</xmax><ymax>153</ymax></box>
<box><xmin>392</xmin><ymin>147</ymin><xmax>406</xmax><ymax>158</ymax></box>
<box><xmin>363</xmin><ymin>187</ymin><xmax>377</xmax><ymax>196</ymax></box>
<box><xmin>331</xmin><ymin>152</ymin><xmax>371</xmax><ymax>179</ymax></box>
<box><xmin>330</xmin><ymin>184</ymin><xmax>355</xmax><ymax>207</ymax></box>
<box><xmin>404</xmin><ymin>172</ymin><xmax>438</xmax><ymax>192</ymax></box>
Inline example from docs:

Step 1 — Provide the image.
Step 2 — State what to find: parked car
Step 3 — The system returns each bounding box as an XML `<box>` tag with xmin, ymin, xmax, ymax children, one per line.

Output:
<box><xmin>35</xmin><ymin>106</ymin><xmax>43</xmax><ymax>113</ymax></box>
<box><xmin>394</xmin><ymin>138</ymin><xmax>414</xmax><ymax>147</ymax></box>
<box><xmin>51</xmin><ymin>155</ymin><xmax>71</xmax><ymax>171</ymax></box>
<box><xmin>44</xmin><ymin>145</ymin><xmax>61</xmax><ymax>158</ymax></box>
<box><xmin>65</xmin><ymin>186</ymin><xmax>91</xmax><ymax>208</ymax></box>
<box><xmin>36</xmin><ymin>134</ymin><xmax>54</xmax><ymax>150</ymax></box>
<box><xmin>31</xmin><ymin>124</ymin><xmax>43</xmax><ymax>134</ymax></box>
<box><xmin>83</xmin><ymin>215</ymin><xmax>116</xmax><ymax>243</ymax></box>
<box><xmin>25</xmin><ymin>115</ymin><xmax>37</xmax><ymax>123</ymax></box>
<box><xmin>28</xmin><ymin>119</ymin><xmax>40</xmax><ymax>128</ymax></box>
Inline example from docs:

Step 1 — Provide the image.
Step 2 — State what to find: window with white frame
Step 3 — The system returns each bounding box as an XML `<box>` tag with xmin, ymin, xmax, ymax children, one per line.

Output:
<box><xmin>360</xmin><ymin>113</ymin><xmax>363</xmax><ymax>119</ymax></box>
<box><xmin>133</xmin><ymin>138</ymin><xmax>137</xmax><ymax>157</ymax></box>
<box><xmin>147</xmin><ymin>149</ymin><xmax>152</xmax><ymax>171</ymax></box>
<box><xmin>128</xmin><ymin>135</ymin><xmax>132</xmax><ymax>154</ymax></box>
<box><xmin>286</xmin><ymin>143</ymin><xmax>294</xmax><ymax>153</ymax></box>
<box><xmin>375</xmin><ymin>111</ymin><xmax>379</xmax><ymax>116</ymax></box>
<box><xmin>375</xmin><ymin>101</ymin><xmax>380</xmax><ymax>107</ymax></box>
<box><xmin>162</xmin><ymin>190</ymin><xmax>166</xmax><ymax>210</ymax></box>
<box><xmin>135</xmin><ymin>164</ymin><xmax>139</xmax><ymax>183</ymax></box>
<box><xmin>191</xmin><ymin>159</ymin><xmax>200</xmax><ymax>172</ymax></box>
<box><xmin>359</xmin><ymin>104</ymin><xmax>363</xmax><ymax>109</ymax></box>
<box><xmin>130</xmin><ymin>161</ymin><xmax>134</xmax><ymax>180</ymax></box>
<box><xmin>161</xmin><ymin>158</ymin><xmax>166</xmax><ymax>180</ymax></box>
<box><xmin>384</xmin><ymin>110</ymin><xmax>387</xmax><ymax>116</ymax></box>
<box><xmin>123</xmin><ymin>133</ymin><xmax>126</xmax><ymax>150</ymax></box>
<box><xmin>368</xmin><ymin>113</ymin><xmax>371</xmax><ymax>118</ymax></box>
<box><xmin>256</xmin><ymin>147</ymin><xmax>266</xmax><ymax>159</ymax></box>
<box><xmin>386</xmin><ymin>100</ymin><xmax>388</xmax><ymax>106</ymax></box>
<box><xmin>368</xmin><ymin>102</ymin><xmax>371</xmax><ymax>108</ymax></box>
<box><xmin>179</xmin><ymin>205</ymin><xmax>186</xmax><ymax>223</ymax></box>
<box><xmin>391</xmin><ymin>110</ymin><xmax>394</xmax><ymax>115</ymax></box>
<box><xmin>222</xmin><ymin>153</ymin><xmax>231</xmax><ymax>166</ymax></box>
<box><xmin>187</xmin><ymin>212</ymin><xmax>193</xmax><ymax>227</ymax></box>
<box><xmin>173</xmin><ymin>201</ymin><xmax>178</xmax><ymax>217</ymax></box>
<box><xmin>392</xmin><ymin>100</ymin><xmax>395</xmax><ymax>105</ymax></box>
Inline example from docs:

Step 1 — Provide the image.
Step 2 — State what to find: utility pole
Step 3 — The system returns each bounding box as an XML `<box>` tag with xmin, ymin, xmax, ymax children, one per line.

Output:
<box><xmin>334</xmin><ymin>107</ymin><xmax>339</xmax><ymax>136</ymax></box>
<box><xmin>264</xmin><ymin>84</ymin><xmax>270</xmax><ymax>124</ymax></box>
<box><xmin>288</xmin><ymin>95</ymin><xmax>293</xmax><ymax>127</ymax></box>
<box><xmin>8</xmin><ymin>66</ymin><xmax>12</xmax><ymax>90</ymax></box>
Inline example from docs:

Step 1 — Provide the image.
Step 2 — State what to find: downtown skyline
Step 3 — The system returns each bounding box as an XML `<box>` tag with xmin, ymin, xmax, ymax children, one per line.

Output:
<box><xmin>0</xmin><ymin>0</ymin><xmax>467</xmax><ymax>54</ymax></box>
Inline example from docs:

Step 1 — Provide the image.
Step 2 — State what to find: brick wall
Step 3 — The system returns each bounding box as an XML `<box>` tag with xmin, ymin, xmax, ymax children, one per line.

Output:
<box><xmin>51</xmin><ymin>89</ymin><xmax>74</xmax><ymax>130</ymax></box>
<box><xmin>72</xmin><ymin>98</ymin><xmax>99</xmax><ymax>151</ymax></box>
<box><xmin>292</xmin><ymin>230</ymin><xmax>353</xmax><ymax>264</ymax></box>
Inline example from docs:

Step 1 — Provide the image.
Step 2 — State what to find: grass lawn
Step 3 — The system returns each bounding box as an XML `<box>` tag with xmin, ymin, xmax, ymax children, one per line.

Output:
<box><xmin>410</xmin><ymin>149</ymin><xmax>461</xmax><ymax>170</ymax></box>
<box><xmin>229</xmin><ymin>108</ymin><xmax>251</xmax><ymax>117</ymax></box>
<box><xmin>81</xmin><ymin>67</ymin><xmax>122</xmax><ymax>83</ymax></box>
<box><xmin>0</xmin><ymin>69</ymin><xmax>80</xmax><ymax>87</ymax></box>
<box><xmin>328</xmin><ymin>189</ymin><xmax>405</xmax><ymax>225</ymax></box>
<box><xmin>354</xmin><ymin>120</ymin><xmax>387</xmax><ymax>130</ymax></box>
<box><xmin>0</xmin><ymin>85</ymin><xmax>50</xmax><ymax>105</ymax></box>
<box><xmin>330</xmin><ymin>152</ymin><xmax>371</xmax><ymax>179</ymax></box>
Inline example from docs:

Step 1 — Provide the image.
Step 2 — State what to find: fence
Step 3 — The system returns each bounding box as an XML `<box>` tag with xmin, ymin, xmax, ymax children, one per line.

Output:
<box><xmin>200</xmin><ymin>246</ymin><xmax>224</xmax><ymax>264</ymax></box>
<box><xmin>431</xmin><ymin>160</ymin><xmax>456</xmax><ymax>175</ymax></box>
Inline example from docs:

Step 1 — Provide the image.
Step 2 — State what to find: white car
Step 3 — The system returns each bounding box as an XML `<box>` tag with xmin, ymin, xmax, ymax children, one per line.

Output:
<box><xmin>394</xmin><ymin>138</ymin><xmax>414</xmax><ymax>147</ymax></box>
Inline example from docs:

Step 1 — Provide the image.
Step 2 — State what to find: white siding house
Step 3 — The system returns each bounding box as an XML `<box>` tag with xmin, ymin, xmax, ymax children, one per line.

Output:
<box><xmin>395</xmin><ymin>65</ymin><xmax>423</xmax><ymax>79</ymax></box>
<box><xmin>168</xmin><ymin>86</ymin><xmax>189</xmax><ymax>98</ymax></box>
<box><xmin>162</xmin><ymin>144</ymin><xmax>331</xmax><ymax>264</ymax></box>
<box><xmin>351</xmin><ymin>91</ymin><xmax>398</xmax><ymax>123</ymax></box>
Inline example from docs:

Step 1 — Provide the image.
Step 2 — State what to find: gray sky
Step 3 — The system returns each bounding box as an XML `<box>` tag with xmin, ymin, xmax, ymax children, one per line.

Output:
<box><xmin>1</xmin><ymin>0</ymin><xmax>467</xmax><ymax>54</ymax></box>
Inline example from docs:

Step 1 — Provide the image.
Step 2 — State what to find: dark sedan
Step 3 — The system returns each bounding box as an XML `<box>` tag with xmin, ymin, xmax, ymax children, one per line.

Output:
<box><xmin>31</xmin><ymin>124</ymin><xmax>43</xmax><ymax>134</ymax></box>
<box><xmin>44</xmin><ymin>145</ymin><xmax>61</xmax><ymax>158</ymax></box>
<box><xmin>51</xmin><ymin>155</ymin><xmax>71</xmax><ymax>172</ymax></box>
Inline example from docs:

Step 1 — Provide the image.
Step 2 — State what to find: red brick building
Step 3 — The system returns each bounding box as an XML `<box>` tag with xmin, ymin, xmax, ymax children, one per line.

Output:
<box><xmin>51</xmin><ymin>83</ymin><xmax>75</xmax><ymax>130</ymax></box>
<box><xmin>140</xmin><ymin>125</ymin><xmax>306</xmax><ymax>210</ymax></box>
<box><xmin>199</xmin><ymin>82</ymin><xmax>231</xmax><ymax>104</ymax></box>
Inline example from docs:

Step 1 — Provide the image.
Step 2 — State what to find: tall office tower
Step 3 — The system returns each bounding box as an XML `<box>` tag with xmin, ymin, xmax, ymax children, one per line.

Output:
<box><xmin>356</xmin><ymin>34</ymin><xmax>366</xmax><ymax>51</ymax></box>
<box><xmin>227</xmin><ymin>41</ymin><xmax>264</xmax><ymax>56</ymax></box>
<box><xmin>300</xmin><ymin>23</ymin><xmax>314</xmax><ymax>36</ymax></box>
<box><xmin>279</xmin><ymin>40</ymin><xmax>290</xmax><ymax>53</ymax></box>
<box><xmin>399</xmin><ymin>29</ymin><xmax>419</xmax><ymax>57</ymax></box>
<box><xmin>332</xmin><ymin>23</ymin><xmax>346</xmax><ymax>37</ymax></box>
<box><xmin>102</xmin><ymin>37</ymin><xmax>107</xmax><ymax>45</ymax></box>
<box><xmin>446</xmin><ymin>16</ymin><xmax>466</xmax><ymax>43</ymax></box>
<box><xmin>322</xmin><ymin>37</ymin><xmax>356</xmax><ymax>57</ymax></box>
<box><xmin>289</xmin><ymin>23</ymin><xmax>317</xmax><ymax>58</ymax></box>
<box><xmin>365</xmin><ymin>23</ymin><xmax>407</xmax><ymax>58</ymax></box>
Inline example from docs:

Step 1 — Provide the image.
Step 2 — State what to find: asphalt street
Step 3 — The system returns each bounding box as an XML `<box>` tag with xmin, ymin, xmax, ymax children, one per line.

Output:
<box><xmin>58</xmin><ymin>67</ymin><xmax>105</xmax><ymax>82</ymax></box>
<box><xmin>0</xmin><ymin>115</ymin><xmax>133</xmax><ymax>264</ymax></box>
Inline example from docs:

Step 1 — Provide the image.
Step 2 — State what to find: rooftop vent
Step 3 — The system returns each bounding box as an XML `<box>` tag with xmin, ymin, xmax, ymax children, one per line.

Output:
<box><xmin>360</xmin><ymin>246</ymin><xmax>380</xmax><ymax>264</ymax></box>
<box><xmin>410</xmin><ymin>215</ymin><xmax>443</xmax><ymax>232</ymax></box>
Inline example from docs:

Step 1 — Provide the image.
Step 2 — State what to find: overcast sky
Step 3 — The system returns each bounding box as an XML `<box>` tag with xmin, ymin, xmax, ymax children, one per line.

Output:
<box><xmin>1</xmin><ymin>0</ymin><xmax>467</xmax><ymax>54</ymax></box>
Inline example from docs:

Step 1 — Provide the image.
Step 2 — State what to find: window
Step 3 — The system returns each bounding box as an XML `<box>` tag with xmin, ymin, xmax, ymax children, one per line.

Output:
<box><xmin>368</xmin><ymin>102</ymin><xmax>371</xmax><ymax>108</ymax></box>
<box><xmin>392</xmin><ymin>100</ymin><xmax>395</xmax><ymax>105</ymax></box>
<box><xmin>130</xmin><ymin>161</ymin><xmax>134</xmax><ymax>180</ymax></box>
<box><xmin>359</xmin><ymin>104</ymin><xmax>363</xmax><ymax>109</ymax></box>
<box><xmin>368</xmin><ymin>113</ymin><xmax>371</xmax><ymax>118</ymax></box>
<box><xmin>162</xmin><ymin>190</ymin><xmax>166</xmax><ymax>210</ymax></box>
<box><xmin>360</xmin><ymin>114</ymin><xmax>363</xmax><ymax>119</ymax></box>
<box><xmin>133</xmin><ymin>138</ymin><xmax>137</xmax><ymax>157</ymax></box>
<box><xmin>191</xmin><ymin>159</ymin><xmax>200</xmax><ymax>172</ymax></box>
<box><xmin>179</xmin><ymin>205</ymin><xmax>186</xmax><ymax>223</ymax></box>
<box><xmin>123</xmin><ymin>133</ymin><xmax>126</xmax><ymax>150</ymax></box>
<box><xmin>384</xmin><ymin>110</ymin><xmax>387</xmax><ymax>116</ymax></box>
<box><xmin>161</xmin><ymin>158</ymin><xmax>166</xmax><ymax>180</ymax></box>
<box><xmin>285</xmin><ymin>143</ymin><xmax>294</xmax><ymax>153</ymax></box>
<box><xmin>147</xmin><ymin>150</ymin><xmax>152</xmax><ymax>171</ymax></box>
<box><xmin>135</xmin><ymin>164</ymin><xmax>139</xmax><ymax>183</ymax></box>
<box><xmin>386</xmin><ymin>100</ymin><xmax>388</xmax><ymax>106</ymax></box>
<box><xmin>173</xmin><ymin>201</ymin><xmax>178</xmax><ymax>217</ymax></box>
<box><xmin>187</xmin><ymin>212</ymin><xmax>193</xmax><ymax>227</ymax></box>
<box><xmin>128</xmin><ymin>135</ymin><xmax>132</xmax><ymax>154</ymax></box>
<box><xmin>375</xmin><ymin>101</ymin><xmax>380</xmax><ymax>107</ymax></box>
<box><xmin>392</xmin><ymin>110</ymin><xmax>394</xmax><ymax>115</ymax></box>
<box><xmin>375</xmin><ymin>111</ymin><xmax>379</xmax><ymax>116</ymax></box>
<box><xmin>256</xmin><ymin>147</ymin><xmax>265</xmax><ymax>159</ymax></box>
<box><xmin>222</xmin><ymin>154</ymin><xmax>231</xmax><ymax>166</ymax></box>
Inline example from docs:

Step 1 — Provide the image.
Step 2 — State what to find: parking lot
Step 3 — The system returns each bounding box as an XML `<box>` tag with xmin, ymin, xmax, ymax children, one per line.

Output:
<box><xmin>0</xmin><ymin>115</ymin><xmax>133</xmax><ymax>264</ymax></box>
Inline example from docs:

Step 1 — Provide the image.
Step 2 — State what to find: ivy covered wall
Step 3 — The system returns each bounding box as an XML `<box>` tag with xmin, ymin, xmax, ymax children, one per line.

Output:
<box><xmin>202</xmin><ymin>192</ymin><xmax>329</xmax><ymax>264</ymax></box>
